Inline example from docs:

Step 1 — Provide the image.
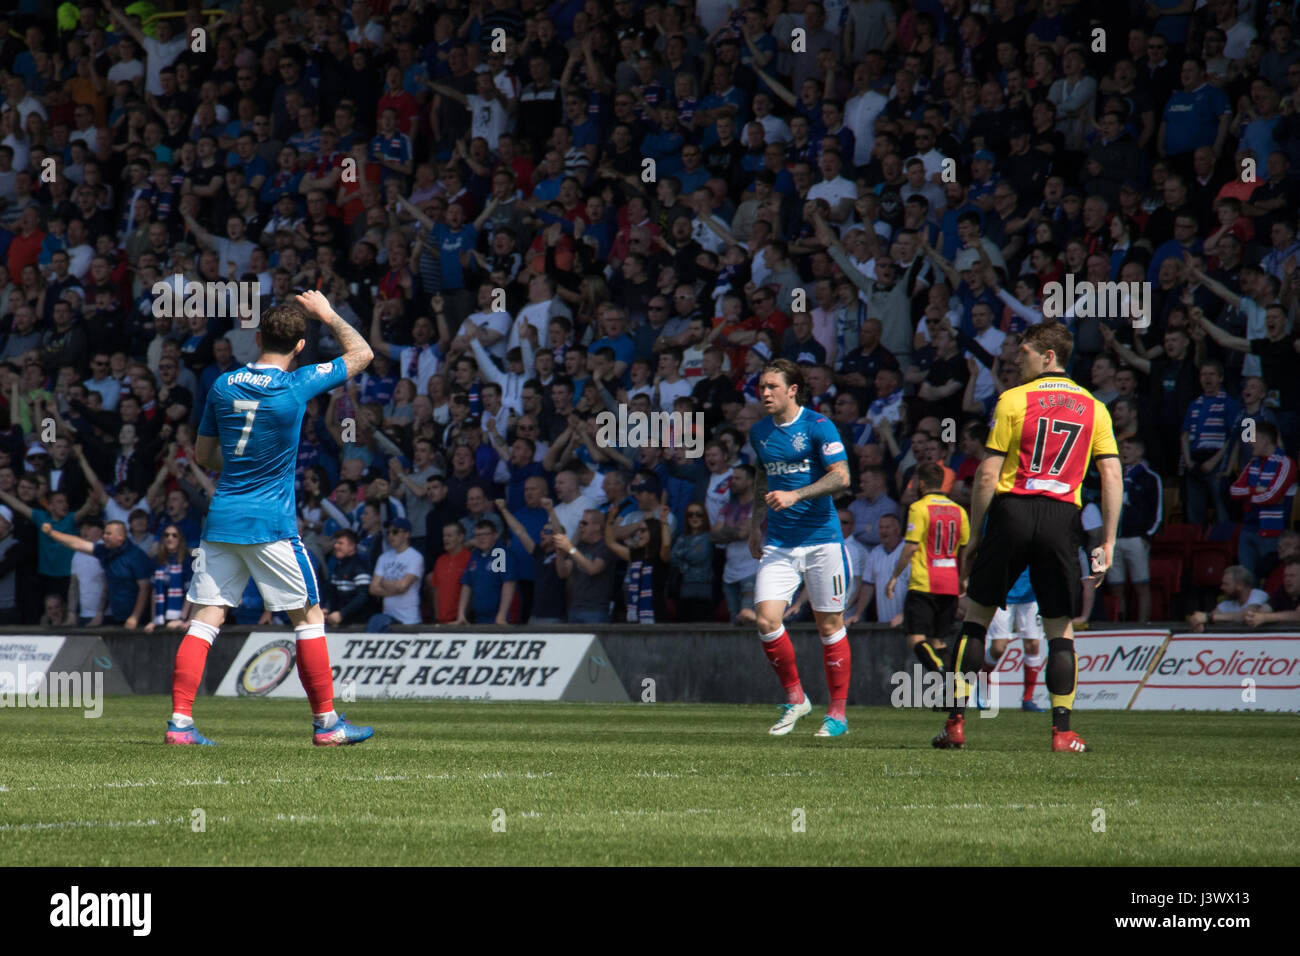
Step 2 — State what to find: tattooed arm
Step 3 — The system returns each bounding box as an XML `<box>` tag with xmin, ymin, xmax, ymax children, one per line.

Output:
<box><xmin>766</xmin><ymin>460</ymin><xmax>850</xmax><ymax>510</ymax></box>
<box><xmin>296</xmin><ymin>290</ymin><xmax>374</xmax><ymax>378</ymax></box>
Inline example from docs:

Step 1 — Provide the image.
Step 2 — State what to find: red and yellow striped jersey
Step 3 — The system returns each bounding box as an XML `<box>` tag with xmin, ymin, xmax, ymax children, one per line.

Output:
<box><xmin>987</xmin><ymin>374</ymin><xmax>1119</xmax><ymax>507</ymax></box>
<box><xmin>905</xmin><ymin>493</ymin><xmax>970</xmax><ymax>595</ymax></box>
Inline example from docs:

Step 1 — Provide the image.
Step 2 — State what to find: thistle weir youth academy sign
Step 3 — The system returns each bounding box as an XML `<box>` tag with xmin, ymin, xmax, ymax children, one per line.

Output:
<box><xmin>214</xmin><ymin>632</ymin><xmax>629</xmax><ymax>702</ymax></box>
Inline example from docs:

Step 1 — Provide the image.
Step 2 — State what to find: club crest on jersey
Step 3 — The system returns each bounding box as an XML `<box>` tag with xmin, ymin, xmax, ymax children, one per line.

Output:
<box><xmin>790</xmin><ymin>432</ymin><xmax>808</xmax><ymax>453</ymax></box>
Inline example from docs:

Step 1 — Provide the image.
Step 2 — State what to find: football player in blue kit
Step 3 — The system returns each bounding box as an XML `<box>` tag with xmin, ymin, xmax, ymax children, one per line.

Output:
<box><xmin>747</xmin><ymin>359</ymin><xmax>854</xmax><ymax>737</ymax></box>
<box><xmin>166</xmin><ymin>291</ymin><xmax>376</xmax><ymax>747</ymax></box>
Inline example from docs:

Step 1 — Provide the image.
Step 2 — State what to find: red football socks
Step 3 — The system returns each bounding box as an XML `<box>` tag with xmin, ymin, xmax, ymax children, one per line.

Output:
<box><xmin>171</xmin><ymin>624</ymin><xmax>218</xmax><ymax>717</ymax></box>
<box><xmin>760</xmin><ymin>628</ymin><xmax>804</xmax><ymax>704</ymax></box>
<box><xmin>1023</xmin><ymin>661</ymin><xmax>1043</xmax><ymax>701</ymax></box>
<box><xmin>822</xmin><ymin>628</ymin><xmax>850</xmax><ymax>721</ymax></box>
<box><xmin>295</xmin><ymin>624</ymin><xmax>335</xmax><ymax>715</ymax></box>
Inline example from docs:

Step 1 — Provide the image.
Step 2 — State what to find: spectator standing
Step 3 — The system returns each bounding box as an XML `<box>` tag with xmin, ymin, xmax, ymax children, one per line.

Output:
<box><xmin>1109</xmin><ymin>436</ymin><xmax>1163</xmax><ymax>623</ymax></box>
<box><xmin>40</xmin><ymin>518</ymin><xmax>152</xmax><ymax>628</ymax></box>
<box><xmin>555</xmin><ymin>509</ymin><xmax>613</xmax><ymax>623</ymax></box>
<box><xmin>713</xmin><ymin>462</ymin><xmax>759</xmax><ymax>624</ymax></box>
<box><xmin>367</xmin><ymin>519</ymin><xmax>424</xmax><ymax>630</ymax></box>
<box><xmin>456</xmin><ymin>519</ymin><xmax>517</xmax><ymax>624</ymax></box>
<box><xmin>670</xmin><ymin>504</ymin><xmax>715</xmax><ymax>621</ymax></box>
<box><xmin>426</xmin><ymin>523</ymin><xmax>471</xmax><ymax>625</ymax></box>
<box><xmin>1230</xmin><ymin>422</ymin><xmax>1297</xmax><ymax>576</ymax></box>
<box><xmin>1181</xmin><ymin>361</ymin><xmax>1239</xmax><ymax>527</ymax></box>
<box><xmin>323</xmin><ymin>530</ymin><xmax>375</xmax><ymax>628</ymax></box>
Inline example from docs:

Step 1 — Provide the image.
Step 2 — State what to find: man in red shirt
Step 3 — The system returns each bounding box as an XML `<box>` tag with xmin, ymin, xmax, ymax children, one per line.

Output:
<box><xmin>427</xmin><ymin>522</ymin><xmax>471</xmax><ymax>624</ymax></box>
<box><xmin>376</xmin><ymin>64</ymin><xmax>419</xmax><ymax>139</ymax></box>
<box><xmin>6</xmin><ymin>207</ymin><xmax>45</xmax><ymax>279</ymax></box>
<box><xmin>718</xmin><ymin>286</ymin><xmax>790</xmax><ymax>371</ymax></box>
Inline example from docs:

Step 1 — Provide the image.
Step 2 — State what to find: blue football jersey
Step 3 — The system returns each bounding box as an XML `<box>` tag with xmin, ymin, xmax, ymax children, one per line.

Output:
<box><xmin>751</xmin><ymin>406</ymin><xmax>848</xmax><ymax>548</ymax></box>
<box><xmin>199</xmin><ymin>358</ymin><xmax>349</xmax><ymax>544</ymax></box>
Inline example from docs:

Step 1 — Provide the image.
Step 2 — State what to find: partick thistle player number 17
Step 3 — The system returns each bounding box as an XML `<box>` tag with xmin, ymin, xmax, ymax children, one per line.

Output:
<box><xmin>747</xmin><ymin>360</ymin><xmax>854</xmax><ymax>739</ymax></box>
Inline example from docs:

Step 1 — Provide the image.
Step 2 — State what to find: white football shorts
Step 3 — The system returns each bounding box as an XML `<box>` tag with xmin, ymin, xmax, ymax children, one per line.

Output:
<box><xmin>754</xmin><ymin>542</ymin><xmax>853</xmax><ymax>613</ymax></box>
<box><xmin>987</xmin><ymin>601</ymin><xmax>1044</xmax><ymax>643</ymax></box>
<box><xmin>186</xmin><ymin>537</ymin><xmax>320</xmax><ymax>611</ymax></box>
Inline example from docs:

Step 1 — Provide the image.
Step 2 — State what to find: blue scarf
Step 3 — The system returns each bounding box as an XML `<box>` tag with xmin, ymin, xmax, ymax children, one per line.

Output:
<box><xmin>625</xmin><ymin>559</ymin><xmax>656</xmax><ymax>623</ymax></box>
<box><xmin>153</xmin><ymin>559</ymin><xmax>186</xmax><ymax>624</ymax></box>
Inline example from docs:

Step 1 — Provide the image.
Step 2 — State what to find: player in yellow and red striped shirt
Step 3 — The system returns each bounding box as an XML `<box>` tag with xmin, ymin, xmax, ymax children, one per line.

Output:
<box><xmin>886</xmin><ymin>464</ymin><xmax>970</xmax><ymax>678</ymax></box>
<box><xmin>934</xmin><ymin>324</ymin><xmax>1122</xmax><ymax>754</ymax></box>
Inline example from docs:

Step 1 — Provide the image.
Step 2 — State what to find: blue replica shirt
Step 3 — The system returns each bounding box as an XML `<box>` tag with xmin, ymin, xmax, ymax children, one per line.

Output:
<box><xmin>1006</xmin><ymin>567</ymin><xmax>1036</xmax><ymax>605</ymax></box>
<box><xmin>750</xmin><ymin>406</ymin><xmax>847</xmax><ymax>548</ymax></box>
<box><xmin>93</xmin><ymin>540</ymin><xmax>155</xmax><ymax>622</ymax></box>
<box><xmin>462</xmin><ymin>546</ymin><xmax>517</xmax><ymax>619</ymax></box>
<box><xmin>1162</xmin><ymin>84</ymin><xmax>1229</xmax><ymax>156</ymax></box>
<box><xmin>199</xmin><ymin>358</ymin><xmax>349</xmax><ymax>544</ymax></box>
<box><xmin>433</xmin><ymin>223</ymin><xmax>477</xmax><ymax>290</ymax></box>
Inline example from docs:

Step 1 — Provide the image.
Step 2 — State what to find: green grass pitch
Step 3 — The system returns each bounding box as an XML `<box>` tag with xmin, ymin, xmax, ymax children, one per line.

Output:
<box><xmin>1</xmin><ymin>698</ymin><xmax>1296</xmax><ymax>866</ymax></box>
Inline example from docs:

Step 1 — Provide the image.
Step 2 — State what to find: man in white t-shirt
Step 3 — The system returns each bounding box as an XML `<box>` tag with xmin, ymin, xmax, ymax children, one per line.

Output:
<box><xmin>106</xmin><ymin>4</ymin><xmax>187</xmax><ymax>97</ymax></box>
<box><xmin>847</xmin><ymin>512</ymin><xmax>907</xmax><ymax>625</ymax></box>
<box><xmin>845</xmin><ymin>64</ymin><xmax>888</xmax><ymax>166</ymax></box>
<box><xmin>105</xmin><ymin>37</ymin><xmax>146</xmax><ymax>89</ymax></box>
<box><xmin>550</xmin><ymin>468</ymin><xmax>596</xmax><ymax>540</ymax></box>
<box><xmin>1189</xmin><ymin>566</ymin><xmax>1270</xmax><ymax>631</ymax></box>
<box><xmin>654</xmin><ymin>347</ymin><xmax>694</xmax><ymax>413</ymax></box>
<box><xmin>966</xmin><ymin>302</ymin><xmax>1006</xmax><ymax>408</ymax></box>
<box><xmin>461</xmin><ymin>284</ymin><xmax>513</xmax><ymax>363</ymax></box>
<box><xmin>69</xmin><ymin>518</ymin><xmax>109</xmax><ymax>626</ymax></box>
<box><xmin>703</xmin><ymin>442</ymin><xmax>735</xmax><ymax>524</ymax></box>
<box><xmin>807</xmin><ymin>149</ymin><xmax>858</xmax><ymax>227</ymax></box>
<box><xmin>508</xmin><ymin>275</ymin><xmax>568</xmax><ymax>351</ymax></box>
<box><xmin>752</xmin><ymin>93</ymin><xmax>791</xmax><ymax>144</ymax></box>
<box><xmin>367</xmin><ymin>519</ymin><xmax>424</xmax><ymax>627</ymax></box>
<box><xmin>430</xmin><ymin>72</ymin><xmax>511</xmax><ymax>151</ymax></box>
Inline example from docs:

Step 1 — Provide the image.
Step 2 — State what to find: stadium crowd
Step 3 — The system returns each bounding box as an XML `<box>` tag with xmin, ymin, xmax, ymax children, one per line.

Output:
<box><xmin>0</xmin><ymin>0</ymin><xmax>1298</xmax><ymax>630</ymax></box>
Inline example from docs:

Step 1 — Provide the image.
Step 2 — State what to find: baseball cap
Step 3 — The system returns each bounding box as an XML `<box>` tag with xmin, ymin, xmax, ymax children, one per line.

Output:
<box><xmin>1008</xmin><ymin>123</ymin><xmax>1029</xmax><ymax>138</ymax></box>
<box><xmin>25</xmin><ymin>442</ymin><xmax>48</xmax><ymax>458</ymax></box>
<box><xmin>387</xmin><ymin>517</ymin><xmax>413</xmax><ymax>532</ymax></box>
<box><xmin>630</xmin><ymin>474</ymin><xmax>662</xmax><ymax>495</ymax></box>
<box><xmin>750</xmin><ymin>341</ymin><xmax>772</xmax><ymax>362</ymax></box>
<box><xmin>973</xmin><ymin>149</ymin><xmax>996</xmax><ymax>163</ymax></box>
<box><xmin>1120</xmin><ymin>179</ymin><xmax>1142</xmax><ymax>193</ymax></box>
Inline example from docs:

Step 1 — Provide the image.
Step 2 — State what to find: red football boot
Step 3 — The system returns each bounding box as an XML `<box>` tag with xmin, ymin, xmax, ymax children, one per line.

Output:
<box><xmin>1051</xmin><ymin>729</ymin><xmax>1090</xmax><ymax>752</ymax></box>
<box><xmin>932</xmin><ymin>715</ymin><xmax>965</xmax><ymax>749</ymax></box>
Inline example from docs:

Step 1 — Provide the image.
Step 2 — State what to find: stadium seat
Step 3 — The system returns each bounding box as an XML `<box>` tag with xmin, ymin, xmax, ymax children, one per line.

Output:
<box><xmin>1147</xmin><ymin>556</ymin><xmax>1185</xmax><ymax>619</ymax></box>
<box><xmin>1156</xmin><ymin>523</ymin><xmax>1203</xmax><ymax>546</ymax></box>
<box><xmin>1205</xmin><ymin>521</ymin><xmax>1240</xmax><ymax>546</ymax></box>
<box><xmin>1144</xmin><ymin>582</ymin><xmax>1169</xmax><ymax>621</ymax></box>
<box><xmin>1152</xmin><ymin>523</ymin><xmax>1203</xmax><ymax>564</ymax></box>
<box><xmin>1191</xmin><ymin>545</ymin><xmax>1232</xmax><ymax>591</ymax></box>
<box><xmin>1163</xmin><ymin>482</ymin><xmax>1182</xmax><ymax>524</ymax></box>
